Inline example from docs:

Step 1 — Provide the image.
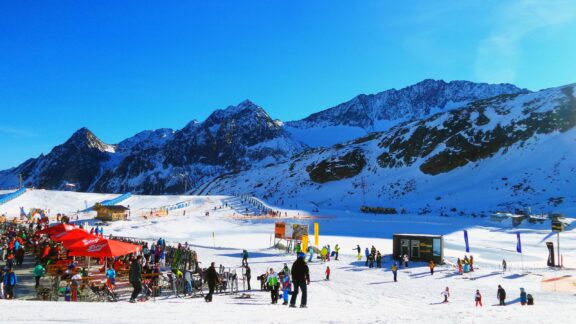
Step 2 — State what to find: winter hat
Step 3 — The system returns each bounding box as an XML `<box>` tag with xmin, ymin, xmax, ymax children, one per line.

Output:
<box><xmin>297</xmin><ymin>252</ymin><xmax>306</xmax><ymax>259</ymax></box>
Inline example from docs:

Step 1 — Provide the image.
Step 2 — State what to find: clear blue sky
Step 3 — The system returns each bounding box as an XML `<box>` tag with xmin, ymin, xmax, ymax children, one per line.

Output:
<box><xmin>1</xmin><ymin>0</ymin><xmax>575</xmax><ymax>169</ymax></box>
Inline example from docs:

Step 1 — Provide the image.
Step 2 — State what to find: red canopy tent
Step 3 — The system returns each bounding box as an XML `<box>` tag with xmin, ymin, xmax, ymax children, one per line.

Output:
<box><xmin>68</xmin><ymin>239</ymin><xmax>141</xmax><ymax>258</ymax></box>
<box><xmin>50</xmin><ymin>228</ymin><xmax>92</xmax><ymax>243</ymax></box>
<box><xmin>64</xmin><ymin>235</ymin><xmax>104</xmax><ymax>250</ymax></box>
<box><xmin>36</xmin><ymin>223</ymin><xmax>77</xmax><ymax>235</ymax></box>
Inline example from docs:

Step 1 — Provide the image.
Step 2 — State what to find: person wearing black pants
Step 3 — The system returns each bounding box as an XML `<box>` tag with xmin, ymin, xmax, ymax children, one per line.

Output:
<box><xmin>290</xmin><ymin>253</ymin><xmax>310</xmax><ymax>308</ymax></box>
<box><xmin>497</xmin><ymin>285</ymin><xmax>506</xmax><ymax>306</ymax></box>
<box><xmin>129</xmin><ymin>255</ymin><xmax>143</xmax><ymax>303</ymax></box>
<box><xmin>245</xmin><ymin>265</ymin><xmax>252</xmax><ymax>291</ymax></box>
<box><xmin>205</xmin><ymin>262</ymin><xmax>219</xmax><ymax>302</ymax></box>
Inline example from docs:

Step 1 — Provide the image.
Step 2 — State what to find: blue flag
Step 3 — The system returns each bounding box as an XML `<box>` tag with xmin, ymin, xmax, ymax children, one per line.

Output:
<box><xmin>464</xmin><ymin>230</ymin><xmax>470</xmax><ymax>253</ymax></box>
<box><xmin>516</xmin><ymin>233</ymin><xmax>522</xmax><ymax>253</ymax></box>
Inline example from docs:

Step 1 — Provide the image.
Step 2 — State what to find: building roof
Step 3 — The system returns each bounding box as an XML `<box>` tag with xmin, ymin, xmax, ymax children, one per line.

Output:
<box><xmin>393</xmin><ymin>234</ymin><xmax>443</xmax><ymax>238</ymax></box>
<box><xmin>96</xmin><ymin>205</ymin><xmax>129</xmax><ymax>211</ymax></box>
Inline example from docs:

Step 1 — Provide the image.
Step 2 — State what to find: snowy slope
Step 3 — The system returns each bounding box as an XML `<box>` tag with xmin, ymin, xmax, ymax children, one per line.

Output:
<box><xmin>207</xmin><ymin>84</ymin><xmax>576</xmax><ymax>215</ymax></box>
<box><xmin>1</xmin><ymin>189</ymin><xmax>575</xmax><ymax>323</ymax></box>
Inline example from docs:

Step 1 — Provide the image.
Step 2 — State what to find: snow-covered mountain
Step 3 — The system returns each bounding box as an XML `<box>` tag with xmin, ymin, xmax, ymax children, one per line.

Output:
<box><xmin>0</xmin><ymin>100</ymin><xmax>305</xmax><ymax>194</ymax></box>
<box><xmin>286</xmin><ymin>79</ymin><xmax>527</xmax><ymax>147</ymax></box>
<box><xmin>2</xmin><ymin>79</ymin><xmax>573</xmax><ymax>216</ymax></box>
<box><xmin>207</xmin><ymin>84</ymin><xmax>576</xmax><ymax>215</ymax></box>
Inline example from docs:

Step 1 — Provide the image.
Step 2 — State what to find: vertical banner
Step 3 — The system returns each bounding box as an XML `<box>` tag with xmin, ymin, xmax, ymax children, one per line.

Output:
<box><xmin>463</xmin><ymin>230</ymin><xmax>470</xmax><ymax>253</ymax></box>
<box><xmin>546</xmin><ymin>242</ymin><xmax>555</xmax><ymax>267</ymax></box>
<box><xmin>314</xmin><ymin>222</ymin><xmax>319</xmax><ymax>247</ymax></box>
<box><xmin>301</xmin><ymin>235</ymin><xmax>309</xmax><ymax>253</ymax></box>
<box><xmin>516</xmin><ymin>233</ymin><xmax>522</xmax><ymax>253</ymax></box>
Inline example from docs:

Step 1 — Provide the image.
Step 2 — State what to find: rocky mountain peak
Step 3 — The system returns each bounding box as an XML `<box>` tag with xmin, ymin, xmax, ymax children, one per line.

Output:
<box><xmin>62</xmin><ymin>127</ymin><xmax>113</xmax><ymax>152</ymax></box>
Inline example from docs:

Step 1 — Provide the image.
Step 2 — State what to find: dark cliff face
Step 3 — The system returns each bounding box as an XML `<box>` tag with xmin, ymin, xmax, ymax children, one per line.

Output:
<box><xmin>14</xmin><ymin>128</ymin><xmax>113</xmax><ymax>191</ymax></box>
<box><xmin>163</xmin><ymin>100</ymin><xmax>286</xmax><ymax>168</ymax></box>
<box><xmin>88</xmin><ymin>100</ymin><xmax>304</xmax><ymax>194</ymax></box>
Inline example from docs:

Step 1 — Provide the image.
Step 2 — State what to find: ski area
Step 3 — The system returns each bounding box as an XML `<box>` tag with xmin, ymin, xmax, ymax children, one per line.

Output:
<box><xmin>0</xmin><ymin>189</ymin><xmax>574</xmax><ymax>323</ymax></box>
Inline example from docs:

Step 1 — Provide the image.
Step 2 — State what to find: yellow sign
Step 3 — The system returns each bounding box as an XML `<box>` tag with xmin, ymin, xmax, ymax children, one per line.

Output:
<box><xmin>314</xmin><ymin>222</ymin><xmax>319</xmax><ymax>246</ymax></box>
<box><xmin>302</xmin><ymin>235</ymin><xmax>309</xmax><ymax>252</ymax></box>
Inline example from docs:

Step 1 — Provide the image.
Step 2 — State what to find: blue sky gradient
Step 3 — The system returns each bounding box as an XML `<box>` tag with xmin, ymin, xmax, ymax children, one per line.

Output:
<box><xmin>1</xmin><ymin>0</ymin><xmax>576</xmax><ymax>169</ymax></box>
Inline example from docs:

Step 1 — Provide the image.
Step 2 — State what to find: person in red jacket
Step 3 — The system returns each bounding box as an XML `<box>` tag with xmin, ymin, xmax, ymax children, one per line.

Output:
<box><xmin>475</xmin><ymin>289</ymin><xmax>483</xmax><ymax>307</ymax></box>
<box><xmin>325</xmin><ymin>266</ymin><xmax>330</xmax><ymax>281</ymax></box>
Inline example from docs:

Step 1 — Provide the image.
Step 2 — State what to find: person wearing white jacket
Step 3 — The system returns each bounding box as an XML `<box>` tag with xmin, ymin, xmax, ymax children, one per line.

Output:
<box><xmin>441</xmin><ymin>287</ymin><xmax>450</xmax><ymax>303</ymax></box>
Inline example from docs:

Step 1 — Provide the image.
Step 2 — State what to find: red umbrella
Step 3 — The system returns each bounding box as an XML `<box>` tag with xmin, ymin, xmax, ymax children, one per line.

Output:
<box><xmin>68</xmin><ymin>239</ymin><xmax>141</xmax><ymax>258</ymax></box>
<box><xmin>36</xmin><ymin>223</ymin><xmax>77</xmax><ymax>235</ymax></box>
<box><xmin>51</xmin><ymin>228</ymin><xmax>92</xmax><ymax>243</ymax></box>
<box><xmin>64</xmin><ymin>235</ymin><xmax>104</xmax><ymax>250</ymax></box>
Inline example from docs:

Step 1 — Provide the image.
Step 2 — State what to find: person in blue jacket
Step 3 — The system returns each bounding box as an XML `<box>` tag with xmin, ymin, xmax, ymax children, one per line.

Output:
<box><xmin>520</xmin><ymin>288</ymin><xmax>528</xmax><ymax>305</ymax></box>
<box><xmin>281</xmin><ymin>271</ymin><xmax>291</xmax><ymax>305</ymax></box>
<box><xmin>365</xmin><ymin>248</ymin><xmax>370</xmax><ymax>266</ymax></box>
<box><xmin>106</xmin><ymin>267</ymin><xmax>117</xmax><ymax>288</ymax></box>
<box><xmin>3</xmin><ymin>267</ymin><xmax>17</xmax><ymax>299</ymax></box>
<box><xmin>307</xmin><ymin>246</ymin><xmax>314</xmax><ymax>263</ymax></box>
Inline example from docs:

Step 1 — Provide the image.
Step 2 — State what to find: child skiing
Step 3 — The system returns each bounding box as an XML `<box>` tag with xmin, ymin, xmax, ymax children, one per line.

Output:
<box><xmin>392</xmin><ymin>262</ymin><xmax>398</xmax><ymax>282</ymax></box>
<box><xmin>281</xmin><ymin>271</ymin><xmax>291</xmax><ymax>305</ymax></box>
<box><xmin>355</xmin><ymin>245</ymin><xmax>361</xmax><ymax>260</ymax></box>
<box><xmin>441</xmin><ymin>287</ymin><xmax>450</xmax><ymax>303</ymax></box>
<box><xmin>429</xmin><ymin>260</ymin><xmax>435</xmax><ymax>275</ymax></box>
<box><xmin>325</xmin><ymin>266</ymin><xmax>330</xmax><ymax>281</ymax></box>
<box><xmin>475</xmin><ymin>289</ymin><xmax>483</xmax><ymax>307</ymax></box>
<box><xmin>267</xmin><ymin>268</ymin><xmax>280</xmax><ymax>304</ymax></box>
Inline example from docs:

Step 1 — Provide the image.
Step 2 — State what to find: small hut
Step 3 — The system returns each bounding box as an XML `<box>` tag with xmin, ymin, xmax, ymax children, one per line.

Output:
<box><xmin>393</xmin><ymin>234</ymin><xmax>444</xmax><ymax>264</ymax></box>
<box><xmin>94</xmin><ymin>204</ymin><xmax>129</xmax><ymax>222</ymax></box>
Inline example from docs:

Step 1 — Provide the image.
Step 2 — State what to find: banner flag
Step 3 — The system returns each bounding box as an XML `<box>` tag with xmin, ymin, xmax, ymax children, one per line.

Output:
<box><xmin>464</xmin><ymin>230</ymin><xmax>470</xmax><ymax>253</ymax></box>
<box><xmin>516</xmin><ymin>233</ymin><xmax>522</xmax><ymax>253</ymax></box>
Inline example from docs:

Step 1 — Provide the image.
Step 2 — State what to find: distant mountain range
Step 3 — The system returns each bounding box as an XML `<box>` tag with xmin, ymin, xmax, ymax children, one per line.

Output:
<box><xmin>3</xmin><ymin>79</ymin><xmax>574</xmax><ymax>214</ymax></box>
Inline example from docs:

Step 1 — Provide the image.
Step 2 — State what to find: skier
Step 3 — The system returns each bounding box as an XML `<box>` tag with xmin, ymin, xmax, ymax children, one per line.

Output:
<box><xmin>267</xmin><ymin>268</ymin><xmax>280</xmax><ymax>304</ymax></box>
<box><xmin>307</xmin><ymin>245</ymin><xmax>314</xmax><ymax>263</ymax></box>
<box><xmin>502</xmin><ymin>259</ymin><xmax>507</xmax><ymax>272</ymax></box>
<box><xmin>429</xmin><ymin>260</ymin><xmax>435</xmax><ymax>275</ymax></box>
<box><xmin>497</xmin><ymin>285</ymin><xmax>506</xmax><ymax>306</ymax></box>
<box><xmin>470</xmin><ymin>255</ymin><xmax>475</xmax><ymax>272</ymax></box>
<box><xmin>129</xmin><ymin>255</ymin><xmax>143</xmax><ymax>303</ymax></box>
<box><xmin>281</xmin><ymin>270</ymin><xmax>291</xmax><ymax>305</ymax></box>
<box><xmin>205</xmin><ymin>262</ymin><xmax>219</xmax><ymax>302</ymax></box>
<box><xmin>457</xmin><ymin>258</ymin><xmax>463</xmax><ymax>275</ymax></box>
<box><xmin>320</xmin><ymin>246</ymin><xmax>328</xmax><ymax>263</ymax></box>
<box><xmin>365</xmin><ymin>248</ymin><xmax>370</xmax><ymax>266</ymax></box>
<box><xmin>441</xmin><ymin>287</ymin><xmax>450</xmax><ymax>303</ymax></box>
<box><xmin>355</xmin><ymin>245</ymin><xmax>361</xmax><ymax>260</ymax></box>
<box><xmin>519</xmin><ymin>288</ymin><xmax>527</xmax><ymax>306</ymax></box>
<box><xmin>392</xmin><ymin>262</ymin><xmax>398</xmax><ymax>282</ymax></box>
<box><xmin>325</xmin><ymin>266</ymin><xmax>330</xmax><ymax>281</ymax></box>
<box><xmin>290</xmin><ymin>253</ymin><xmax>310</xmax><ymax>308</ymax></box>
<box><xmin>282</xmin><ymin>263</ymin><xmax>290</xmax><ymax>275</ymax></box>
<box><xmin>245</xmin><ymin>265</ymin><xmax>252</xmax><ymax>291</ymax></box>
<box><xmin>475</xmin><ymin>289</ymin><xmax>483</xmax><ymax>307</ymax></box>
<box><xmin>241</xmin><ymin>249</ymin><xmax>249</xmax><ymax>266</ymax></box>
<box><xmin>334</xmin><ymin>244</ymin><xmax>340</xmax><ymax>261</ymax></box>
<box><xmin>326</xmin><ymin>244</ymin><xmax>331</xmax><ymax>262</ymax></box>
<box><xmin>368</xmin><ymin>253</ymin><xmax>374</xmax><ymax>268</ymax></box>
<box><xmin>376</xmin><ymin>251</ymin><xmax>382</xmax><ymax>268</ymax></box>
